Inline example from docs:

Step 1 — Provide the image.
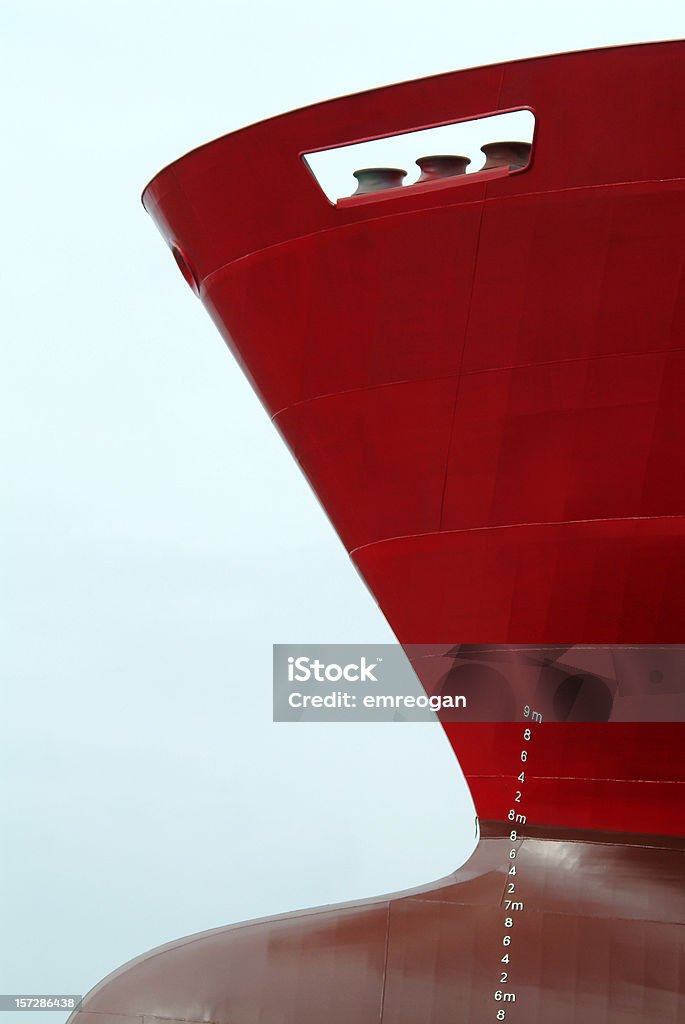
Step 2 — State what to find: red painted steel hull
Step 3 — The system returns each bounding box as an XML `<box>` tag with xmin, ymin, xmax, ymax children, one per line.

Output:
<box><xmin>69</xmin><ymin>41</ymin><xmax>685</xmax><ymax>1024</ymax></box>
<box><xmin>143</xmin><ymin>40</ymin><xmax>685</xmax><ymax>837</ymax></box>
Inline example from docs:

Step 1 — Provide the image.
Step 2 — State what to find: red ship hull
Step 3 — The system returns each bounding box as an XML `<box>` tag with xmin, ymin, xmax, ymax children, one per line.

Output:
<box><xmin>143</xmin><ymin>39</ymin><xmax>685</xmax><ymax>838</ymax></box>
<box><xmin>70</xmin><ymin>41</ymin><xmax>685</xmax><ymax>1023</ymax></box>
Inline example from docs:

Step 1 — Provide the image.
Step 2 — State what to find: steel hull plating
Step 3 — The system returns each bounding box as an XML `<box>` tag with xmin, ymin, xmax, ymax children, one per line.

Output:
<box><xmin>71</xmin><ymin>41</ymin><xmax>685</xmax><ymax>1022</ymax></box>
<box><xmin>71</xmin><ymin>829</ymin><xmax>685</xmax><ymax>1023</ymax></box>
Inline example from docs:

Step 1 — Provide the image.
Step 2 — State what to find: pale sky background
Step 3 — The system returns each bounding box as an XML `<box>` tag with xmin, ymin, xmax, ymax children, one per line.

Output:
<box><xmin>1</xmin><ymin>2</ymin><xmax>683</xmax><ymax>1020</ymax></box>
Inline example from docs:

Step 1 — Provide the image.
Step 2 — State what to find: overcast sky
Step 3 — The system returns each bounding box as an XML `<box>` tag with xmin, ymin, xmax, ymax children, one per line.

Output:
<box><xmin>2</xmin><ymin>1</ymin><xmax>683</xmax><ymax>1019</ymax></box>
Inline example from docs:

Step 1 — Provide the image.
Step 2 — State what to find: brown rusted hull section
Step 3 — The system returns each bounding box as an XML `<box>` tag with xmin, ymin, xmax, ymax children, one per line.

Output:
<box><xmin>72</xmin><ymin>828</ymin><xmax>685</xmax><ymax>1022</ymax></box>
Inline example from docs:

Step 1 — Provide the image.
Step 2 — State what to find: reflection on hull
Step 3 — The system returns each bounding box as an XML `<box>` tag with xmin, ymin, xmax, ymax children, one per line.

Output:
<box><xmin>409</xmin><ymin>645</ymin><xmax>685</xmax><ymax>835</ymax></box>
